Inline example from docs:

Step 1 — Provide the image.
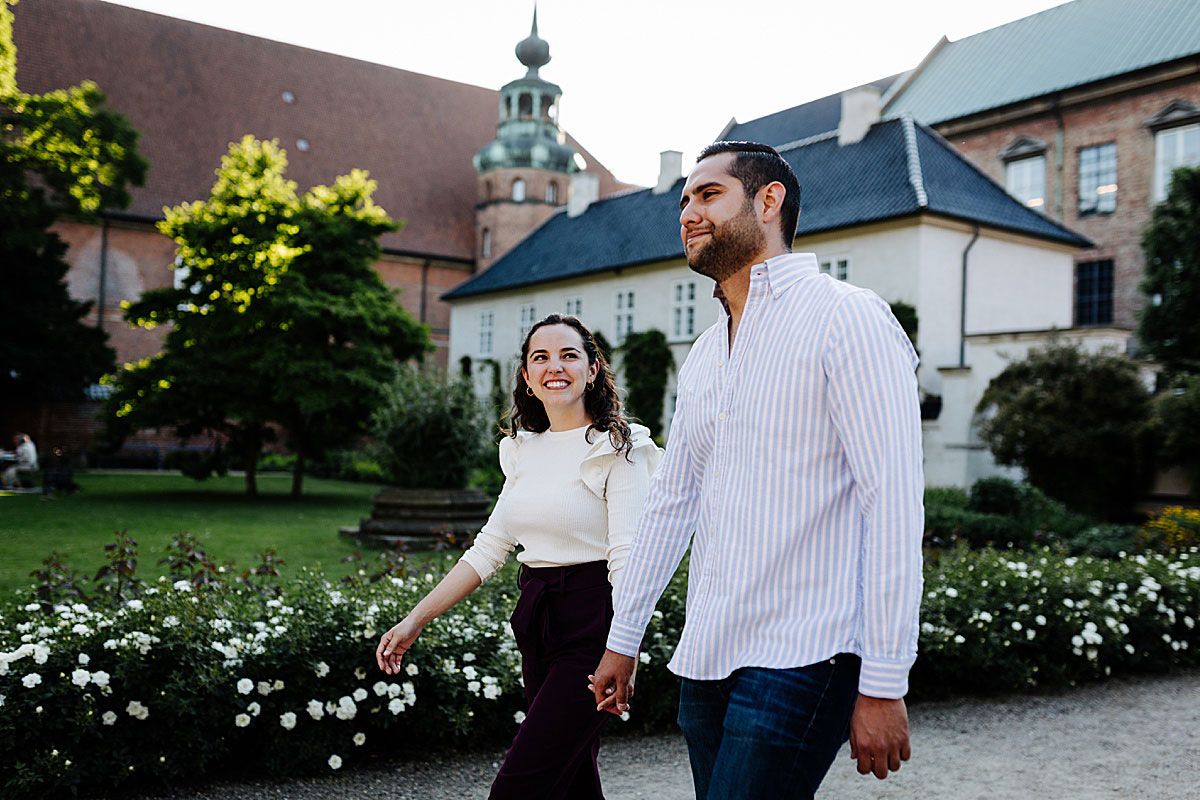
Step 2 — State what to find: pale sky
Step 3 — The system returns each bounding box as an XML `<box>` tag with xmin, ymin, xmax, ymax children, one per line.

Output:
<box><xmin>99</xmin><ymin>0</ymin><xmax>1074</xmax><ymax>186</ymax></box>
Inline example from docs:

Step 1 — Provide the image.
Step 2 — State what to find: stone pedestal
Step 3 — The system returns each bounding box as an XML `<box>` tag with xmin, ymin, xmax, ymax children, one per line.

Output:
<box><xmin>340</xmin><ymin>487</ymin><xmax>492</xmax><ymax>549</ymax></box>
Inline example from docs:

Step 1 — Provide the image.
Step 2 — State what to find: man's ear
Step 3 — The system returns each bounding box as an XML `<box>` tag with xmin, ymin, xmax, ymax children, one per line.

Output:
<box><xmin>759</xmin><ymin>181</ymin><xmax>787</xmax><ymax>226</ymax></box>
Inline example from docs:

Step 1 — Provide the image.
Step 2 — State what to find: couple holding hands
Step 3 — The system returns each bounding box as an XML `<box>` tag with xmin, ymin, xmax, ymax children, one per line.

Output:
<box><xmin>376</xmin><ymin>141</ymin><xmax>924</xmax><ymax>800</ymax></box>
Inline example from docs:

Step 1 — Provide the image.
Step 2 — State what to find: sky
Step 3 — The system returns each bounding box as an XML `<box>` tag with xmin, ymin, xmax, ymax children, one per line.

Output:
<box><xmin>98</xmin><ymin>0</ymin><xmax>1075</xmax><ymax>187</ymax></box>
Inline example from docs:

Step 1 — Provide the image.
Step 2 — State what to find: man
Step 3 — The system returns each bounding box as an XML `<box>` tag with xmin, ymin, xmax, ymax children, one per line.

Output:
<box><xmin>589</xmin><ymin>142</ymin><xmax>924</xmax><ymax>799</ymax></box>
<box><xmin>3</xmin><ymin>433</ymin><xmax>38</xmax><ymax>488</ymax></box>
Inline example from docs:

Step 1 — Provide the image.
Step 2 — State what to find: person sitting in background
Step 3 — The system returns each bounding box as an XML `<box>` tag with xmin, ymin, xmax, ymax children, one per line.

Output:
<box><xmin>2</xmin><ymin>433</ymin><xmax>38</xmax><ymax>488</ymax></box>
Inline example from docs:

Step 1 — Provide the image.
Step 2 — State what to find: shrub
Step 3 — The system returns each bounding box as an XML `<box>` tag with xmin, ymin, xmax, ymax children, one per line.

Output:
<box><xmin>369</xmin><ymin>365</ymin><xmax>487</xmax><ymax>490</ymax></box>
<box><xmin>976</xmin><ymin>341</ymin><xmax>1155</xmax><ymax>519</ymax></box>
<box><xmin>1069</xmin><ymin>524</ymin><xmax>1140</xmax><ymax>559</ymax></box>
<box><xmin>1154</xmin><ymin>375</ymin><xmax>1200</xmax><ymax>495</ymax></box>
<box><xmin>3</xmin><ymin>539</ymin><xmax>1198</xmax><ymax>796</ymax></box>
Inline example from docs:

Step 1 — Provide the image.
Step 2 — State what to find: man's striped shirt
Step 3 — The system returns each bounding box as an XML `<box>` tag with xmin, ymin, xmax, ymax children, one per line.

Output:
<box><xmin>606</xmin><ymin>252</ymin><xmax>924</xmax><ymax>698</ymax></box>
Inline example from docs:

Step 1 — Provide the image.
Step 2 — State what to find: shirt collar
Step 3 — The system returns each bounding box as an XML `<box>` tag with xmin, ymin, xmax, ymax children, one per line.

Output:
<box><xmin>711</xmin><ymin>252</ymin><xmax>820</xmax><ymax>310</ymax></box>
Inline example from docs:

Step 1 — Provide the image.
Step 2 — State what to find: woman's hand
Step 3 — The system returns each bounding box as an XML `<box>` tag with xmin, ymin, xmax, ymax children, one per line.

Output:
<box><xmin>376</xmin><ymin>618</ymin><xmax>423</xmax><ymax>675</ymax></box>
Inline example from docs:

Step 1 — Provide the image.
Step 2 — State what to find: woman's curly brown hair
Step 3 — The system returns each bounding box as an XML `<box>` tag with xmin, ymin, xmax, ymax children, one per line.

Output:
<box><xmin>507</xmin><ymin>314</ymin><xmax>632</xmax><ymax>455</ymax></box>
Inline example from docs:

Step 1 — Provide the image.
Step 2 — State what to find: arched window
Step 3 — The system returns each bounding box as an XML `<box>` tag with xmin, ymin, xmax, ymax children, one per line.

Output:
<box><xmin>545</xmin><ymin>181</ymin><xmax>558</xmax><ymax>204</ymax></box>
<box><xmin>540</xmin><ymin>95</ymin><xmax>554</xmax><ymax>119</ymax></box>
<box><xmin>518</xmin><ymin>93</ymin><xmax>533</xmax><ymax>118</ymax></box>
<box><xmin>512</xmin><ymin>179</ymin><xmax>526</xmax><ymax>203</ymax></box>
<box><xmin>504</xmin><ymin>95</ymin><xmax>512</xmax><ymax>119</ymax></box>
<box><xmin>482</xmin><ymin>228</ymin><xmax>492</xmax><ymax>259</ymax></box>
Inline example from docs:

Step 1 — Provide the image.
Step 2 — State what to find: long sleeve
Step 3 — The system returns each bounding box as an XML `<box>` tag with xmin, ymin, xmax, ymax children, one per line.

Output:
<box><xmin>822</xmin><ymin>289</ymin><xmax>925</xmax><ymax>698</ymax></box>
<box><xmin>601</xmin><ymin>442</ymin><xmax>656</xmax><ymax>591</ymax></box>
<box><xmin>606</xmin><ymin>390</ymin><xmax>703</xmax><ymax>657</ymax></box>
<box><xmin>459</xmin><ymin>437</ymin><xmax>520</xmax><ymax>583</ymax></box>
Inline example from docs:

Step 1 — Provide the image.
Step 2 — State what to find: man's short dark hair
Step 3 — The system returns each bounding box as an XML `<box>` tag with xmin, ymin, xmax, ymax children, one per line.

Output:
<box><xmin>697</xmin><ymin>141</ymin><xmax>801</xmax><ymax>247</ymax></box>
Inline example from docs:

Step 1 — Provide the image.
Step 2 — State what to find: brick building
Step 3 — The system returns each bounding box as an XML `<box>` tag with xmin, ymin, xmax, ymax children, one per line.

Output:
<box><xmin>10</xmin><ymin>0</ymin><xmax>626</xmax><ymax>453</ymax></box>
<box><xmin>883</xmin><ymin>0</ymin><xmax>1200</xmax><ymax>335</ymax></box>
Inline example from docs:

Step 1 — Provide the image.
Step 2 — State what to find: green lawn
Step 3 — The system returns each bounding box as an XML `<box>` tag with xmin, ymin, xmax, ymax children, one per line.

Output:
<box><xmin>0</xmin><ymin>472</ymin><xmax>418</xmax><ymax>597</ymax></box>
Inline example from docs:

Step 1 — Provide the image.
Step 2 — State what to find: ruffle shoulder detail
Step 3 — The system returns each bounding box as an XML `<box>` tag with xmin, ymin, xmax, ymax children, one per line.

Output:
<box><xmin>579</xmin><ymin>423</ymin><xmax>663</xmax><ymax>500</ymax></box>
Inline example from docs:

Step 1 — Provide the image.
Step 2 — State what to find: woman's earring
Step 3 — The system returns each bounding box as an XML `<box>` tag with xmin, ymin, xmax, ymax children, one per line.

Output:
<box><xmin>586</xmin><ymin>380</ymin><xmax>594</xmax><ymax>391</ymax></box>
<box><xmin>526</xmin><ymin>386</ymin><xmax>534</xmax><ymax>396</ymax></box>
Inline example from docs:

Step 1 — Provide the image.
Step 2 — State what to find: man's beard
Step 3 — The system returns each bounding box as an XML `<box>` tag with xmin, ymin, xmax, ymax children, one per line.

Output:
<box><xmin>687</xmin><ymin>201</ymin><xmax>767</xmax><ymax>283</ymax></box>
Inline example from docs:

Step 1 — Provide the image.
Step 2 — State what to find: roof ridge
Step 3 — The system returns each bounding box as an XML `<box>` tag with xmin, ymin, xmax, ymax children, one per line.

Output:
<box><xmin>901</xmin><ymin>113</ymin><xmax>928</xmax><ymax>208</ymax></box>
<box><xmin>774</xmin><ymin>129</ymin><xmax>839</xmax><ymax>153</ymax></box>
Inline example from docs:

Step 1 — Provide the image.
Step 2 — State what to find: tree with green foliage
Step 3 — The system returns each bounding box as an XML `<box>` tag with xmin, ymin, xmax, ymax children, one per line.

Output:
<box><xmin>976</xmin><ymin>341</ymin><xmax>1154</xmax><ymax>519</ymax></box>
<box><xmin>0</xmin><ymin>0</ymin><xmax>146</xmax><ymax>417</ymax></box>
<box><xmin>619</xmin><ymin>329</ymin><xmax>675</xmax><ymax>439</ymax></box>
<box><xmin>1139</xmin><ymin>165</ymin><xmax>1200</xmax><ymax>376</ymax></box>
<box><xmin>104</xmin><ymin>136</ymin><xmax>428</xmax><ymax>497</ymax></box>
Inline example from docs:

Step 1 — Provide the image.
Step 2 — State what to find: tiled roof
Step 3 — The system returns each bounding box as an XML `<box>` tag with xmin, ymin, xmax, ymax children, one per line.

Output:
<box><xmin>885</xmin><ymin>0</ymin><xmax>1200</xmax><ymax>124</ymax></box>
<box><xmin>443</xmin><ymin>116</ymin><xmax>1089</xmax><ymax>300</ymax></box>
<box><xmin>13</xmin><ymin>0</ymin><xmax>628</xmax><ymax>262</ymax></box>
<box><xmin>722</xmin><ymin>75</ymin><xmax>899</xmax><ymax>147</ymax></box>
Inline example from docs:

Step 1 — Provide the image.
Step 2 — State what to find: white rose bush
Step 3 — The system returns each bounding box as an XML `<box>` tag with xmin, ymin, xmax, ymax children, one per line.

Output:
<box><xmin>1</xmin><ymin>536</ymin><xmax>1198</xmax><ymax>797</ymax></box>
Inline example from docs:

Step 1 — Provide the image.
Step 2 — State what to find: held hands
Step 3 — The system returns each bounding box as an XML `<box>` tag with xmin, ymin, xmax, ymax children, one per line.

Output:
<box><xmin>587</xmin><ymin>648</ymin><xmax>637</xmax><ymax>716</ymax></box>
<box><xmin>849</xmin><ymin>694</ymin><xmax>911</xmax><ymax>780</ymax></box>
<box><xmin>376</xmin><ymin>618</ymin><xmax>423</xmax><ymax>675</ymax></box>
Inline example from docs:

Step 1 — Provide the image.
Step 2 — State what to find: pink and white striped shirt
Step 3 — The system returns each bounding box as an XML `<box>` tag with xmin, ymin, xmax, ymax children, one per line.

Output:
<box><xmin>606</xmin><ymin>252</ymin><xmax>924</xmax><ymax>699</ymax></box>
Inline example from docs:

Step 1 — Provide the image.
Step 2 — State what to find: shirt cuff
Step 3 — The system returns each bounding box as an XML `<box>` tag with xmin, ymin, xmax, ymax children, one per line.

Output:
<box><xmin>458</xmin><ymin>551</ymin><xmax>496</xmax><ymax>584</ymax></box>
<box><xmin>857</xmin><ymin>656</ymin><xmax>914</xmax><ymax>699</ymax></box>
<box><xmin>605</xmin><ymin>616</ymin><xmax>644</xmax><ymax>657</ymax></box>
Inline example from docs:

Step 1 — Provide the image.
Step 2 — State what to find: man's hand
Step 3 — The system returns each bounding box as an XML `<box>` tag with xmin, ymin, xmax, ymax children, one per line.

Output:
<box><xmin>849</xmin><ymin>694</ymin><xmax>911</xmax><ymax>779</ymax></box>
<box><xmin>588</xmin><ymin>648</ymin><xmax>637</xmax><ymax>715</ymax></box>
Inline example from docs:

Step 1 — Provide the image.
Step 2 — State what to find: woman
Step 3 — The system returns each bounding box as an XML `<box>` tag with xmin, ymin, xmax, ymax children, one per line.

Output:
<box><xmin>376</xmin><ymin>314</ymin><xmax>660</xmax><ymax>799</ymax></box>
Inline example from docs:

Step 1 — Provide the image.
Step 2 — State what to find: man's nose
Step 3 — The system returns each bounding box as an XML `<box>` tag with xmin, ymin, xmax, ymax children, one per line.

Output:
<box><xmin>679</xmin><ymin>201</ymin><xmax>700</xmax><ymax>227</ymax></box>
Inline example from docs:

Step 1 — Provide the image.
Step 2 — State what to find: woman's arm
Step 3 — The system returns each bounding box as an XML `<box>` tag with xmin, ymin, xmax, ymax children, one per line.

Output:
<box><xmin>375</xmin><ymin>561</ymin><xmax>482</xmax><ymax>675</ymax></box>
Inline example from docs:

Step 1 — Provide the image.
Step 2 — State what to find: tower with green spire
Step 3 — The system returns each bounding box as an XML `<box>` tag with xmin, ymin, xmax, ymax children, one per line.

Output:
<box><xmin>473</xmin><ymin>8</ymin><xmax>583</xmax><ymax>270</ymax></box>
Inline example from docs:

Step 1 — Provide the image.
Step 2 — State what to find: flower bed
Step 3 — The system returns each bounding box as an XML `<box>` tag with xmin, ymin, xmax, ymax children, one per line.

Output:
<box><xmin>2</xmin><ymin>547</ymin><xmax>1198</xmax><ymax>797</ymax></box>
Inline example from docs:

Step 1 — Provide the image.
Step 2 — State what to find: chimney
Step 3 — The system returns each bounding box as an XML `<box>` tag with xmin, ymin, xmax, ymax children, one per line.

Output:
<box><xmin>653</xmin><ymin>150</ymin><xmax>683</xmax><ymax>195</ymax></box>
<box><xmin>568</xmin><ymin>172</ymin><xmax>600</xmax><ymax>217</ymax></box>
<box><xmin>838</xmin><ymin>84</ymin><xmax>882</xmax><ymax>146</ymax></box>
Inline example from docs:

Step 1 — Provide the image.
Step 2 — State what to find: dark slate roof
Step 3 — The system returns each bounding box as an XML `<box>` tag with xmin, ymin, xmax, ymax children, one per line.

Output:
<box><xmin>443</xmin><ymin>116</ymin><xmax>1089</xmax><ymax>300</ymax></box>
<box><xmin>721</xmin><ymin>76</ymin><xmax>899</xmax><ymax>148</ymax></box>
<box><xmin>885</xmin><ymin>0</ymin><xmax>1200</xmax><ymax>124</ymax></box>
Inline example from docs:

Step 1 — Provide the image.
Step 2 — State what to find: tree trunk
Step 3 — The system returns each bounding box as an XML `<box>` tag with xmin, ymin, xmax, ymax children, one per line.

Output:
<box><xmin>244</xmin><ymin>435</ymin><xmax>259</xmax><ymax>498</ymax></box>
<box><xmin>291</xmin><ymin>440</ymin><xmax>304</xmax><ymax>498</ymax></box>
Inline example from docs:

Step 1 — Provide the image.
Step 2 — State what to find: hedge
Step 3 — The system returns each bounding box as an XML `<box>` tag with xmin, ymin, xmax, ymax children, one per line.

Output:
<box><xmin>1</xmin><ymin>545</ymin><xmax>1197</xmax><ymax>797</ymax></box>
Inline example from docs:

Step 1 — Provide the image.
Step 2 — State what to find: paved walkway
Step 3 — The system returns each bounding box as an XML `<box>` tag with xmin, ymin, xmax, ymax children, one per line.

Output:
<box><xmin>129</xmin><ymin>669</ymin><xmax>1199</xmax><ymax>799</ymax></box>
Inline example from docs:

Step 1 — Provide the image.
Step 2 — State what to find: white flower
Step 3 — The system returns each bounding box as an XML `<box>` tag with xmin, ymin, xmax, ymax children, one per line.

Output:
<box><xmin>387</xmin><ymin>683</ymin><xmax>402</xmax><ymax>698</ymax></box>
<box><xmin>126</xmin><ymin>700</ymin><xmax>149</xmax><ymax>720</ymax></box>
<box><xmin>91</xmin><ymin>671</ymin><xmax>110</xmax><ymax>688</ymax></box>
<box><xmin>247</xmin><ymin>702</ymin><xmax>262</xmax><ymax>716</ymax></box>
<box><xmin>314</xmin><ymin>661</ymin><xmax>330</xmax><ymax>678</ymax></box>
<box><xmin>353</xmin><ymin>732</ymin><xmax>366</xmax><ymax>746</ymax></box>
<box><xmin>71</xmin><ymin>623</ymin><xmax>91</xmax><ymax>635</ymax></box>
<box><xmin>1035</xmin><ymin>615</ymin><xmax>1047</xmax><ymax>626</ymax></box>
<box><xmin>22</xmin><ymin>673</ymin><xmax>42</xmax><ymax>688</ymax></box>
<box><xmin>954</xmin><ymin>635</ymin><xmax>966</xmax><ymax>644</ymax></box>
<box><xmin>462</xmin><ymin>652</ymin><xmax>476</xmax><ymax>662</ymax></box>
<box><xmin>620</xmin><ymin>711</ymin><xmax>631</xmax><ymax>722</ymax></box>
<box><xmin>279</xmin><ymin>712</ymin><xmax>297</xmax><ymax>730</ymax></box>
<box><xmin>235</xmin><ymin>713</ymin><xmax>251</xmax><ymax>727</ymax></box>
<box><xmin>78</xmin><ymin>653</ymin><xmax>90</xmax><ymax>665</ymax></box>
<box><xmin>335</xmin><ymin>697</ymin><xmax>357</xmax><ymax>720</ymax></box>
<box><xmin>273</xmin><ymin>679</ymin><xmax>285</xmax><ymax>690</ymax></box>
<box><xmin>126</xmin><ymin>600</ymin><xmax>143</xmax><ymax>611</ymax></box>
<box><xmin>462</xmin><ymin>666</ymin><xmax>478</xmax><ymax>680</ymax></box>
<box><xmin>639</xmin><ymin>652</ymin><xmax>651</xmax><ymax>664</ymax></box>
<box><xmin>102</xmin><ymin>710</ymin><xmax>117</xmax><ymax>726</ymax></box>
<box><xmin>257</xmin><ymin>681</ymin><xmax>271</xmax><ymax>696</ymax></box>
<box><xmin>405</xmin><ymin>663</ymin><xmax>419</xmax><ymax>676</ymax></box>
<box><xmin>354</xmin><ymin>667</ymin><xmax>366</xmax><ymax>680</ymax></box>
<box><xmin>513</xmin><ymin>710</ymin><xmax>526</xmax><ymax>724</ymax></box>
<box><xmin>372</xmin><ymin>681</ymin><xmax>388</xmax><ymax>697</ymax></box>
<box><xmin>467</xmin><ymin>681</ymin><xmax>481</xmax><ymax>694</ymax></box>
<box><xmin>328</xmin><ymin>754</ymin><xmax>343</xmax><ymax>770</ymax></box>
<box><xmin>173</xmin><ymin>579</ymin><xmax>192</xmax><ymax>591</ymax></box>
<box><xmin>162</xmin><ymin>615</ymin><xmax>180</xmax><ymax>628</ymax></box>
<box><xmin>236</xmin><ymin>678</ymin><xmax>253</xmax><ymax>695</ymax></box>
<box><xmin>944</xmin><ymin>587</ymin><xmax>959</xmax><ymax>598</ymax></box>
<box><xmin>483</xmin><ymin>684</ymin><xmax>501</xmax><ymax>700</ymax></box>
<box><xmin>352</xmin><ymin>688</ymin><xmax>368</xmax><ymax>702</ymax></box>
<box><xmin>32</xmin><ymin>646</ymin><xmax>49</xmax><ymax>665</ymax></box>
<box><xmin>306</xmin><ymin>700</ymin><xmax>325</xmax><ymax>720</ymax></box>
<box><xmin>71</xmin><ymin>669</ymin><xmax>91</xmax><ymax>687</ymax></box>
<box><xmin>388</xmin><ymin>698</ymin><xmax>405</xmax><ymax>714</ymax></box>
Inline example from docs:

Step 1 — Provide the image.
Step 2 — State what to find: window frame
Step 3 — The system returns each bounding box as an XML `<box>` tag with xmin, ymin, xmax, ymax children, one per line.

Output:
<box><xmin>478</xmin><ymin>310</ymin><xmax>495</xmax><ymax>357</ymax></box>
<box><xmin>1154</xmin><ymin>122</ymin><xmax>1200</xmax><ymax>203</ymax></box>
<box><xmin>512</xmin><ymin>178</ymin><xmax>526</xmax><ymax>203</ymax></box>
<box><xmin>669</xmin><ymin>278</ymin><xmax>698</xmax><ymax>341</ymax></box>
<box><xmin>1004</xmin><ymin>154</ymin><xmax>1047</xmax><ymax>209</ymax></box>
<box><xmin>1077</xmin><ymin>143</ymin><xmax>1117</xmax><ymax>216</ymax></box>
<box><xmin>564</xmin><ymin>296</ymin><xmax>583</xmax><ymax>317</ymax></box>
<box><xmin>613</xmin><ymin>288</ymin><xmax>636</xmax><ymax>345</ymax></box>
<box><xmin>1074</xmin><ymin>260</ymin><xmax>1114</xmax><ymax>327</ymax></box>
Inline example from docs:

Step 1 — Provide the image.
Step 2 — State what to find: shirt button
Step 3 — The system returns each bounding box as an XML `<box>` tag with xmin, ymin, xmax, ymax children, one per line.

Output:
<box><xmin>718</xmin><ymin>413</ymin><xmax>726</xmax><ymax>421</ymax></box>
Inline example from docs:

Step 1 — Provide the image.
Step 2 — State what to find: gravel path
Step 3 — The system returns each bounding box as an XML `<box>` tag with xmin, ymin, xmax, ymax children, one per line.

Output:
<box><xmin>128</xmin><ymin>670</ymin><xmax>1199</xmax><ymax>799</ymax></box>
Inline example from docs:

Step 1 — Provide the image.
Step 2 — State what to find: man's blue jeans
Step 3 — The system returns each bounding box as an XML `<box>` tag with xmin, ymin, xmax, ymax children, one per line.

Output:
<box><xmin>676</xmin><ymin>655</ymin><xmax>861</xmax><ymax>800</ymax></box>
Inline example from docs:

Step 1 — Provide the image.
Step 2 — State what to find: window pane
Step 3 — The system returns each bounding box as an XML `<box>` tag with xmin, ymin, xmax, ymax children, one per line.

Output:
<box><xmin>512</xmin><ymin>179</ymin><xmax>526</xmax><ymax>202</ymax></box>
<box><xmin>1074</xmin><ymin>260</ymin><xmax>1114</xmax><ymax>326</ymax></box>
<box><xmin>1078</xmin><ymin>144</ymin><xmax>1117</xmax><ymax>215</ymax></box>
<box><xmin>1006</xmin><ymin>155</ymin><xmax>1045</xmax><ymax>208</ymax></box>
